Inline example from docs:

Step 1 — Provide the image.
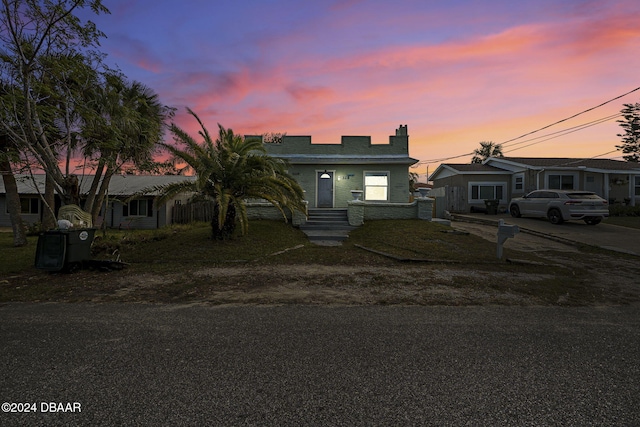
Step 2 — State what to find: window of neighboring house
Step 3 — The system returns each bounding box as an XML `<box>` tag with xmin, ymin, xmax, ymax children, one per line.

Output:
<box><xmin>6</xmin><ymin>197</ymin><xmax>39</xmax><ymax>215</ymax></box>
<box><xmin>123</xmin><ymin>199</ymin><xmax>153</xmax><ymax>217</ymax></box>
<box><xmin>364</xmin><ymin>172</ymin><xmax>389</xmax><ymax>201</ymax></box>
<box><xmin>548</xmin><ymin>174</ymin><xmax>575</xmax><ymax>190</ymax></box>
<box><xmin>470</xmin><ymin>183</ymin><xmax>505</xmax><ymax>201</ymax></box>
<box><xmin>513</xmin><ymin>174</ymin><xmax>524</xmax><ymax>192</ymax></box>
<box><xmin>20</xmin><ymin>197</ymin><xmax>40</xmax><ymax>214</ymax></box>
<box><xmin>635</xmin><ymin>176</ymin><xmax>640</xmax><ymax>196</ymax></box>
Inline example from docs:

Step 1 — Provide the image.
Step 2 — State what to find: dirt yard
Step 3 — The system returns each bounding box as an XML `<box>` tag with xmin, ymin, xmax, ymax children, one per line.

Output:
<box><xmin>91</xmin><ymin>222</ymin><xmax>639</xmax><ymax>306</ymax></box>
<box><xmin>5</xmin><ymin>222</ymin><xmax>639</xmax><ymax>306</ymax></box>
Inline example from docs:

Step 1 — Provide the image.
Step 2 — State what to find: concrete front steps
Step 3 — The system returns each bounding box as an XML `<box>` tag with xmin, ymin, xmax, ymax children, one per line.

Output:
<box><xmin>300</xmin><ymin>209</ymin><xmax>357</xmax><ymax>246</ymax></box>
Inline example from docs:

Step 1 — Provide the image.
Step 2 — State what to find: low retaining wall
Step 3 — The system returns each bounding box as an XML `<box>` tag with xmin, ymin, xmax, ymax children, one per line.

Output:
<box><xmin>245</xmin><ymin>202</ymin><xmax>307</xmax><ymax>226</ymax></box>
<box><xmin>347</xmin><ymin>198</ymin><xmax>434</xmax><ymax>226</ymax></box>
<box><xmin>183</xmin><ymin>199</ymin><xmax>432</xmax><ymax>228</ymax></box>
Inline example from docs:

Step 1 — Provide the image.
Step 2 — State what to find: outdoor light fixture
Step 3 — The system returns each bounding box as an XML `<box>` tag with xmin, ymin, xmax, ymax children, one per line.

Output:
<box><xmin>320</xmin><ymin>170</ymin><xmax>331</xmax><ymax>179</ymax></box>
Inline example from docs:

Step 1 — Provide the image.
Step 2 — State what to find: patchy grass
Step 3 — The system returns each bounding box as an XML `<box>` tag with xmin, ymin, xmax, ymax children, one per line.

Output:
<box><xmin>0</xmin><ymin>233</ymin><xmax>39</xmax><ymax>277</ymax></box>
<box><xmin>1</xmin><ymin>220</ymin><xmax>638</xmax><ymax>306</ymax></box>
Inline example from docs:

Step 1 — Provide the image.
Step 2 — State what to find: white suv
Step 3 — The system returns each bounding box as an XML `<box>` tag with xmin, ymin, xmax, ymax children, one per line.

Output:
<box><xmin>508</xmin><ymin>190</ymin><xmax>609</xmax><ymax>225</ymax></box>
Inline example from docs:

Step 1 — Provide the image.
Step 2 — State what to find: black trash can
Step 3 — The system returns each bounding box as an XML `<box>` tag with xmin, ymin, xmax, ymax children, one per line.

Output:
<box><xmin>484</xmin><ymin>199</ymin><xmax>499</xmax><ymax>215</ymax></box>
<box><xmin>35</xmin><ymin>229</ymin><xmax>96</xmax><ymax>272</ymax></box>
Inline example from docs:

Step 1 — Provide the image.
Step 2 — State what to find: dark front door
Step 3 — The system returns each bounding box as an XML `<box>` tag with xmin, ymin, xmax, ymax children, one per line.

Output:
<box><xmin>317</xmin><ymin>171</ymin><xmax>334</xmax><ymax>208</ymax></box>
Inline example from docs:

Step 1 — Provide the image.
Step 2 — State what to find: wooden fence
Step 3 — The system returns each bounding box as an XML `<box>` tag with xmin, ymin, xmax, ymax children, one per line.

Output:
<box><xmin>171</xmin><ymin>201</ymin><xmax>215</xmax><ymax>224</ymax></box>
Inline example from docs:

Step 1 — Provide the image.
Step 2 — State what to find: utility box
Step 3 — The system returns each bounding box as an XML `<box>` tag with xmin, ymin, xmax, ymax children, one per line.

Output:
<box><xmin>35</xmin><ymin>229</ymin><xmax>95</xmax><ymax>272</ymax></box>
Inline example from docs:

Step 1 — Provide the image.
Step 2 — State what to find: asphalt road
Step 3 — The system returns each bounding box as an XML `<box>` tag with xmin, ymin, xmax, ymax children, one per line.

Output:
<box><xmin>1</xmin><ymin>303</ymin><xmax>639</xmax><ymax>426</ymax></box>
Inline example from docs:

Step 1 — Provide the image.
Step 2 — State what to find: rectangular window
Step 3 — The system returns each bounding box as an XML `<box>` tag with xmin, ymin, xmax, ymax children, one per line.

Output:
<box><xmin>470</xmin><ymin>183</ymin><xmax>506</xmax><ymax>201</ymax></box>
<box><xmin>123</xmin><ymin>199</ymin><xmax>152</xmax><ymax>217</ymax></box>
<box><xmin>514</xmin><ymin>174</ymin><xmax>524</xmax><ymax>191</ymax></box>
<box><xmin>5</xmin><ymin>197</ymin><xmax>40</xmax><ymax>215</ymax></box>
<box><xmin>635</xmin><ymin>176</ymin><xmax>640</xmax><ymax>197</ymax></box>
<box><xmin>548</xmin><ymin>174</ymin><xmax>574</xmax><ymax>190</ymax></box>
<box><xmin>364</xmin><ymin>172</ymin><xmax>389</xmax><ymax>201</ymax></box>
<box><xmin>17</xmin><ymin>197</ymin><xmax>40</xmax><ymax>214</ymax></box>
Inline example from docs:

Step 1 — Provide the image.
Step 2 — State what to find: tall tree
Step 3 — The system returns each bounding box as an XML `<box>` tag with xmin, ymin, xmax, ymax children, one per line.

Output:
<box><xmin>1</xmin><ymin>1</ymin><xmax>172</xmax><ymax>230</ymax></box>
<box><xmin>0</xmin><ymin>0</ymin><xmax>109</xmax><ymax>203</ymax></box>
<box><xmin>0</xmin><ymin>130</ymin><xmax>27</xmax><ymax>246</ymax></box>
<box><xmin>471</xmin><ymin>141</ymin><xmax>503</xmax><ymax>164</ymax></box>
<box><xmin>80</xmin><ymin>74</ymin><xmax>174</xmax><ymax>222</ymax></box>
<box><xmin>148</xmin><ymin>109</ymin><xmax>306</xmax><ymax>240</ymax></box>
<box><xmin>616</xmin><ymin>103</ymin><xmax>640</xmax><ymax>162</ymax></box>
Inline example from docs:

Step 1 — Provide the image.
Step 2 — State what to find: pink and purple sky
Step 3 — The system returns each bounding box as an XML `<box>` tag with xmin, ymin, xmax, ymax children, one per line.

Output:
<box><xmin>86</xmin><ymin>0</ymin><xmax>640</xmax><ymax>180</ymax></box>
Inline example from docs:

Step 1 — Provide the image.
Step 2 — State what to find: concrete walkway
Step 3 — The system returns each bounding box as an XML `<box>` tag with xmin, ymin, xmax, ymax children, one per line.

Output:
<box><xmin>454</xmin><ymin>213</ymin><xmax>640</xmax><ymax>256</ymax></box>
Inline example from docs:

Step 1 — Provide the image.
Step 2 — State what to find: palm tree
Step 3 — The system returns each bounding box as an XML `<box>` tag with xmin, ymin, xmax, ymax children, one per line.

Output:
<box><xmin>82</xmin><ymin>74</ymin><xmax>173</xmax><ymax>222</ymax></box>
<box><xmin>150</xmin><ymin>109</ymin><xmax>306</xmax><ymax>240</ymax></box>
<box><xmin>471</xmin><ymin>141</ymin><xmax>504</xmax><ymax>164</ymax></box>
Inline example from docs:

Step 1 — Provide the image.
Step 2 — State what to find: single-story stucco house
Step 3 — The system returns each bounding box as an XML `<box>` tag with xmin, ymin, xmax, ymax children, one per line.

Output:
<box><xmin>258</xmin><ymin>125</ymin><xmax>435</xmax><ymax>225</ymax></box>
<box><xmin>0</xmin><ymin>174</ymin><xmax>195</xmax><ymax>229</ymax></box>
<box><xmin>429</xmin><ymin>157</ymin><xmax>640</xmax><ymax>214</ymax></box>
<box><xmin>261</xmin><ymin>125</ymin><xmax>419</xmax><ymax>208</ymax></box>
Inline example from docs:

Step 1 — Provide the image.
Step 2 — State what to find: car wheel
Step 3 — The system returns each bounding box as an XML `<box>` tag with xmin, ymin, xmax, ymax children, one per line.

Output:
<box><xmin>548</xmin><ymin>208</ymin><xmax>564</xmax><ymax>224</ymax></box>
<box><xmin>509</xmin><ymin>205</ymin><xmax>521</xmax><ymax>218</ymax></box>
<box><xmin>585</xmin><ymin>218</ymin><xmax>601</xmax><ymax>225</ymax></box>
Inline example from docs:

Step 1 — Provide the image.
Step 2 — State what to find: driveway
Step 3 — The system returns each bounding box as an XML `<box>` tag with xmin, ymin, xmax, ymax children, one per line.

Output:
<box><xmin>454</xmin><ymin>213</ymin><xmax>640</xmax><ymax>256</ymax></box>
<box><xmin>1</xmin><ymin>304</ymin><xmax>639</xmax><ymax>426</ymax></box>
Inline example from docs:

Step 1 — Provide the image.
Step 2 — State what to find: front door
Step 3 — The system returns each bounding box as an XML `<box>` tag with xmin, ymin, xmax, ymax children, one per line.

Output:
<box><xmin>317</xmin><ymin>171</ymin><xmax>334</xmax><ymax>208</ymax></box>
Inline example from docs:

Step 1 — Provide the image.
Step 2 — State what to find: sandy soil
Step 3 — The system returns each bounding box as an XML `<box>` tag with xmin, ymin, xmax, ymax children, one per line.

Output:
<box><xmin>102</xmin><ymin>223</ymin><xmax>640</xmax><ymax>306</ymax></box>
<box><xmin>5</xmin><ymin>223</ymin><xmax>639</xmax><ymax>306</ymax></box>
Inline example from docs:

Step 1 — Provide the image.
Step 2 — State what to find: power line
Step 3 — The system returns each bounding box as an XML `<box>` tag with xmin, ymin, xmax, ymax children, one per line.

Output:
<box><xmin>502</xmin><ymin>113</ymin><xmax>621</xmax><ymax>154</ymax></box>
<box><xmin>498</xmin><ymin>86</ymin><xmax>640</xmax><ymax>145</ymax></box>
<box><xmin>502</xmin><ymin>113</ymin><xmax>621</xmax><ymax>149</ymax></box>
<box><xmin>415</xmin><ymin>86</ymin><xmax>639</xmax><ymax>166</ymax></box>
<box><xmin>414</xmin><ymin>112</ymin><xmax>620</xmax><ymax>165</ymax></box>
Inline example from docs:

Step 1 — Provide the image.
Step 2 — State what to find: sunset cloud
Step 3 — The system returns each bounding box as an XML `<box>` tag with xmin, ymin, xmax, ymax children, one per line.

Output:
<box><xmin>86</xmin><ymin>0</ymin><xmax>640</xmax><ymax>178</ymax></box>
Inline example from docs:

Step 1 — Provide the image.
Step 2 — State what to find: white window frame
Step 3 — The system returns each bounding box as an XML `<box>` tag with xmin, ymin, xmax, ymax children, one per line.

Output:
<box><xmin>364</xmin><ymin>171</ymin><xmax>390</xmax><ymax>201</ymax></box>
<box><xmin>469</xmin><ymin>182</ymin><xmax>506</xmax><ymax>202</ymax></box>
<box><xmin>546</xmin><ymin>173</ymin><xmax>577</xmax><ymax>190</ymax></box>
<box><xmin>513</xmin><ymin>173</ymin><xmax>524</xmax><ymax>193</ymax></box>
<box><xmin>124</xmin><ymin>199</ymin><xmax>150</xmax><ymax>217</ymax></box>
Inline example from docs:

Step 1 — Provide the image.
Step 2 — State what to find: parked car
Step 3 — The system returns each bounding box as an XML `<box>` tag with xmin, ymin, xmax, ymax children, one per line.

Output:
<box><xmin>508</xmin><ymin>190</ymin><xmax>609</xmax><ymax>225</ymax></box>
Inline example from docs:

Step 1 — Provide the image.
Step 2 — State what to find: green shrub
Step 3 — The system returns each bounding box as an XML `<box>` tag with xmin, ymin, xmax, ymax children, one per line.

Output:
<box><xmin>25</xmin><ymin>222</ymin><xmax>45</xmax><ymax>236</ymax></box>
<box><xmin>609</xmin><ymin>204</ymin><xmax>640</xmax><ymax>217</ymax></box>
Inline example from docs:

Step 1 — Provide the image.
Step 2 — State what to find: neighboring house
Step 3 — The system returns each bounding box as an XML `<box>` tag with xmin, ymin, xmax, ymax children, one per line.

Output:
<box><xmin>430</xmin><ymin>157</ymin><xmax>640</xmax><ymax>214</ymax></box>
<box><xmin>0</xmin><ymin>174</ymin><xmax>195</xmax><ymax>229</ymax></box>
<box><xmin>261</xmin><ymin>125</ymin><xmax>419</xmax><ymax>208</ymax></box>
<box><xmin>103</xmin><ymin>175</ymin><xmax>195</xmax><ymax>229</ymax></box>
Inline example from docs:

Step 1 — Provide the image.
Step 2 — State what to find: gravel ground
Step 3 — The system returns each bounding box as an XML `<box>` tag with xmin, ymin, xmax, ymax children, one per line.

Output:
<box><xmin>1</xmin><ymin>304</ymin><xmax>639</xmax><ymax>426</ymax></box>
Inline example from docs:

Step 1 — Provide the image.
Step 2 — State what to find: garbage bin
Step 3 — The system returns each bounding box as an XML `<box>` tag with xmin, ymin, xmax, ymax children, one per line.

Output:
<box><xmin>484</xmin><ymin>199</ymin><xmax>499</xmax><ymax>215</ymax></box>
<box><xmin>35</xmin><ymin>228</ymin><xmax>95</xmax><ymax>272</ymax></box>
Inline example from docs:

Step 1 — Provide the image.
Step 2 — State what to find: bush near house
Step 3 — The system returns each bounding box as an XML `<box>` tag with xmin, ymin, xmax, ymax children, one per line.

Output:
<box><xmin>609</xmin><ymin>204</ymin><xmax>640</xmax><ymax>217</ymax></box>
